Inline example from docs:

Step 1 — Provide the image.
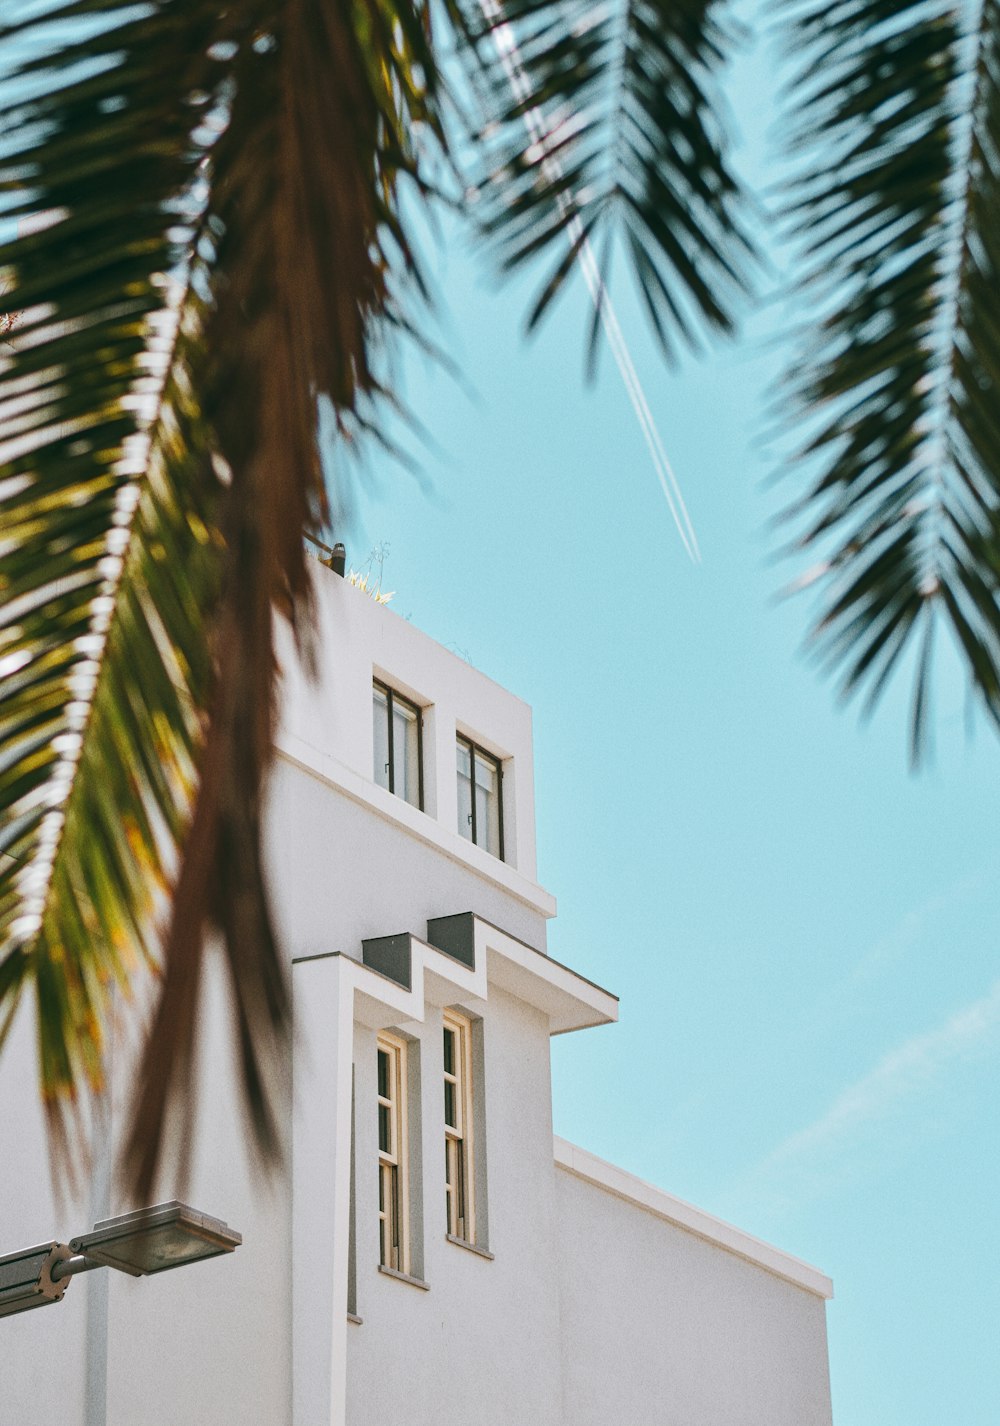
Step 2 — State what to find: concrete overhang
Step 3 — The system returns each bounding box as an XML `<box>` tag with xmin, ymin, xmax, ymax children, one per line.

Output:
<box><xmin>427</xmin><ymin>913</ymin><xmax>618</xmax><ymax>1035</ymax></box>
<box><xmin>295</xmin><ymin>912</ymin><xmax>618</xmax><ymax>1037</ymax></box>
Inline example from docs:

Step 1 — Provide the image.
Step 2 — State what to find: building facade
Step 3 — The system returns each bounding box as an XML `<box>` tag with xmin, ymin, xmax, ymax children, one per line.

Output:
<box><xmin>0</xmin><ymin>562</ymin><xmax>833</xmax><ymax>1425</ymax></box>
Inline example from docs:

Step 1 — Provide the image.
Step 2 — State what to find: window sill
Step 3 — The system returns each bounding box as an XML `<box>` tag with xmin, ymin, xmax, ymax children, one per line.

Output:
<box><xmin>347</xmin><ymin>1313</ymin><xmax>363</xmax><ymax>1326</ymax></box>
<box><xmin>378</xmin><ymin>1265</ymin><xmax>430</xmax><ymax>1291</ymax></box>
<box><xmin>446</xmin><ymin>1234</ymin><xmax>495</xmax><ymax>1261</ymax></box>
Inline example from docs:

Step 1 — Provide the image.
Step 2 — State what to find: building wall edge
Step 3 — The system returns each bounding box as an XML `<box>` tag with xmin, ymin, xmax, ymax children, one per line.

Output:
<box><xmin>552</xmin><ymin>1137</ymin><xmax>834</xmax><ymax>1300</ymax></box>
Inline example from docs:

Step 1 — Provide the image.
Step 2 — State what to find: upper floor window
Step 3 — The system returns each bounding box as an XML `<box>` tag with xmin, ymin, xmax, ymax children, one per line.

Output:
<box><xmin>443</xmin><ymin>1011</ymin><xmax>475</xmax><ymax>1243</ymax></box>
<box><xmin>456</xmin><ymin>736</ymin><xmax>503</xmax><ymax>860</ymax></box>
<box><xmin>373</xmin><ymin>680</ymin><xmax>422</xmax><ymax>809</ymax></box>
<box><xmin>377</xmin><ymin>1034</ymin><xmax>410</xmax><ymax>1273</ymax></box>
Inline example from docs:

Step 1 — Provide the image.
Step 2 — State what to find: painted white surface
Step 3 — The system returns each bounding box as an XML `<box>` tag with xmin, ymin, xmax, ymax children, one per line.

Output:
<box><xmin>102</xmin><ymin>953</ymin><xmax>292</xmax><ymax>1426</ymax></box>
<box><xmin>554</xmin><ymin>1137</ymin><xmax>833</xmax><ymax>1298</ymax></box>
<box><xmin>0</xmin><ymin>567</ymin><xmax>832</xmax><ymax>1426</ymax></box>
<box><xmin>265</xmin><ymin>755</ymin><xmax>551</xmax><ymax>962</ymax></box>
<box><xmin>347</xmin><ymin>982</ymin><xmax>568</xmax><ymax>1426</ymax></box>
<box><xmin>0</xmin><ymin>997</ymin><xmax>90</xmax><ymax>1425</ymax></box>
<box><xmin>554</xmin><ymin>1164</ymin><xmax>834</xmax><ymax>1426</ymax></box>
<box><xmin>277</xmin><ymin>564</ymin><xmax>543</xmax><ymax>886</ymax></box>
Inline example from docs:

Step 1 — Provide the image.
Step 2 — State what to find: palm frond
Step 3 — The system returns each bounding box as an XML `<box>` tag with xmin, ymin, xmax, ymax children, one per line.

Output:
<box><xmin>778</xmin><ymin>0</ymin><xmax>1000</xmax><ymax>760</ymax></box>
<box><xmin>453</xmin><ymin>0</ymin><xmax>754</xmax><ymax>358</ymax></box>
<box><xmin>0</xmin><ymin>0</ymin><xmax>446</xmax><ymax>1199</ymax></box>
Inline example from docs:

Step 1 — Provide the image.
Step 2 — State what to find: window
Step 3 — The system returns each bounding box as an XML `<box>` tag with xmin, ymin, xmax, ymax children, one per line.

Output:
<box><xmin>456</xmin><ymin>735</ymin><xmax>503</xmax><ymax>859</ymax></box>
<box><xmin>377</xmin><ymin>1035</ymin><xmax>409</xmax><ymax>1273</ymax></box>
<box><xmin>443</xmin><ymin>1012</ymin><xmax>475</xmax><ymax>1242</ymax></box>
<box><xmin>373</xmin><ymin>681</ymin><xmax>422</xmax><ymax>809</ymax></box>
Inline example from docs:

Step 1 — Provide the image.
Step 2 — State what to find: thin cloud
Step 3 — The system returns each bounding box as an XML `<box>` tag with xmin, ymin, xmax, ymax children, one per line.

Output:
<box><xmin>846</xmin><ymin>868</ymin><xmax>993</xmax><ymax>989</ymax></box>
<box><xmin>726</xmin><ymin>978</ymin><xmax>1000</xmax><ymax>1216</ymax></box>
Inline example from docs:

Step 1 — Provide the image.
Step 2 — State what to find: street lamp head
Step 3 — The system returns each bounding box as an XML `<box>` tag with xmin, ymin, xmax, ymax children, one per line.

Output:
<box><xmin>0</xmin><ymin>1202</ymin><xmax>241</xmax><ymax>1318</ymax></box>
<box><xmin>70</xmin><ymin>1201</ymin><xmax>241</xmax><ymax>1277</ymax></box>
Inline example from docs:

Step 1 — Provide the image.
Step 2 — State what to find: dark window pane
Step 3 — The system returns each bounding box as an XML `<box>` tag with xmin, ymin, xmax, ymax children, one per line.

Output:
<box><xmin>373</xmin><ymin>687</ymin><xmax>390</xmax><ymax>791</ymax></box>
<box><xmin>444</xmin><ymin>1080</ymin><xmax>456</xmax><ymax>1129</ymax></box>
<box><xmin>377</xmin><ymin>1048</ymin><xmax>389</xmax><ymax>1099</ymax></box>
<box><xmin>456</xmin><ymin>1141</ymin><xmax>466</xmax><ymax>1225</ymax></box>
<box><xmin>443</xmin><ymin>1026</ymin><xmax>454</xmax><ymax>1075</ymax></box>
<box><xmin>379</xmin><ymin>1104</ymin><xmax>390</xmax><ymax>1154</ymax></box>
<box><xmin>474</xmin><ymin>751</ymin><xmax>501</xmax><ymax>858</ymax></box>
<box><xmin>456</xmin><ymin>740</ymin><xmax>473</xmax><ymax>841</ymax></box>
<box><xmin>393</xmin><ymin>699</ymin><xmax>421</xmax><ymax>809</ymax></box>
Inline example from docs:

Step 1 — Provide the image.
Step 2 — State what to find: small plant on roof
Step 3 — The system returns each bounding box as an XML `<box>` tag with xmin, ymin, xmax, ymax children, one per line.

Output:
<box><xmin>348</xmin><ymin>541</ymin><xmax>393</xmax><ymax>605</ymax></box>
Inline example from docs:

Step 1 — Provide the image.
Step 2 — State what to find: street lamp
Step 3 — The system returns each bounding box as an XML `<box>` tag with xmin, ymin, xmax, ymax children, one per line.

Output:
<box><xmin>0</xmin><ymin>1202</ymin><xmax>241</xmax><ymax>1319</ymax></box>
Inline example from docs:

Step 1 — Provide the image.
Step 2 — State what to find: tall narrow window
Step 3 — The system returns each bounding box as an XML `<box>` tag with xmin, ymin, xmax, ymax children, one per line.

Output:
<box><xmin>377</xmin><ymin>1035</ymin><xmax>409</xmax><ymax>1273</ymax></box>
<box><xmin>456</xmin><ymin>735</ymin><xmax>503</xmax><ymax>860</ymax></box>
<box><xmin>443</xmin><ymin>1011</ymin><xmax>475</xmax><ymax>1243</ymax></box>
<box><xmin>373</xmin><ymin>681</ymin><xmax>422</xmax><ymax>809</ymax></box>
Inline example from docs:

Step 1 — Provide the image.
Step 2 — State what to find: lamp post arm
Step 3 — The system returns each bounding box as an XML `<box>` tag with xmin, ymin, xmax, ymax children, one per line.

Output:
<box><xmin>50</xmin><ymin>1253</ymin><xmax>103</xmax><ymax>1282</ymax></box>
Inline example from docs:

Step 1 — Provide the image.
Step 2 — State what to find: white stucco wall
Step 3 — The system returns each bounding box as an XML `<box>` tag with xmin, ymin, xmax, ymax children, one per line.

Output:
<box><xmin>553</xmin><ymin>1153</ymin><xmax>833</xmax><ymax>1426</ymax></box>
<box><xmin>0</xmin><ymin>565</ymin><xmax>833</xmax><ymax>1426</ymax></box>
<box><xmin>0</xmin><ymin>998</ymin><xmax>91</xmax><ymax>1423</ymax></box>
<box><xmin>347</xmin><ymin>984</ymin><xmax>566</xmax><ymax>1426</ymax></box>
<box><xmin>277</xmin><ymin>563</ymin><xmax>545</xmax><ymax>893</ymax></box>
<box><xmin>100</xmin><ymin>954</ymin><xmax>293</xmax><ymax>1426</ymax></box>
<box><xmin>265</xmin><ymin>756</ymin><xmax>550</xmax><ymax>960</ymax></box>
<box><xmin>0</xmin><ymin>952</ymin><xmax>291</xmax><ymax>1426</ymax></box>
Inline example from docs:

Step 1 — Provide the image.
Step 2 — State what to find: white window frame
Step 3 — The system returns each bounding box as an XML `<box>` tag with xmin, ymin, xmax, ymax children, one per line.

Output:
<box><xmin>377</xmin><ymin>1033</ymin><xmax>410</xmax><ymax>1274</ymax></box>
<box><xmin>443</xmin><ymin>1010</ymin><xmax>475</xmax><ymax>1243</ymax></box>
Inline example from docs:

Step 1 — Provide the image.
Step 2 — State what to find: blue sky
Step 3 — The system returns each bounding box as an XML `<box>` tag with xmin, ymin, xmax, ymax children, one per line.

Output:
<box><xmin>343</xmin><ymin>17</ymin><xmax>1000</xmax><ymax>1426</ymax></box>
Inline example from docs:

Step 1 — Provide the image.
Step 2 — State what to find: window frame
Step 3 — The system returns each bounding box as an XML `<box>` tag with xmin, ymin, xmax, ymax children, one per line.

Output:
<box><xmin>373</xmin><ymin>678</ymin><xmax>424</xmax><ymax>811</ymax></box>
<box><xmin>376</xmin><ymin>1033</ymin><xmax>410</xmax><ymax>1275</ymax></box>
<box><xmin>443</xmin><ymin>1010</ymin><xmax>476</xmax><ymax>1244</ymax></box>
<box><xmin>456</xmin><ymin>733</ymin><xmax>504</xmax><ymax>861</ymax></box>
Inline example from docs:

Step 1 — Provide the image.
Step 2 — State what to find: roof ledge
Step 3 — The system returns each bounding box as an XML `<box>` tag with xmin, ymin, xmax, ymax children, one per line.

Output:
<box><xmin>553</xmin><ymin>1138</ymin><xmax>833</xmax><ymax>1300</ymax></box>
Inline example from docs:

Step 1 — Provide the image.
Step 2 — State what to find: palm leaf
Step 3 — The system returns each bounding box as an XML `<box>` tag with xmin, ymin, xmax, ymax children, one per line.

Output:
<box><xmin>451</xmin><ymin>0</ymin><xmax>755</xmax><ymax>358</ymax></box>
<box><xmin>0</xmin><ymin>0</ymin><xmax>445</xmax><ymax>1199</ymax></box>
<box><xmin>777</xmin><ymin>0</ymin><xmax>1000</xmax><ymax>760</ymax></box>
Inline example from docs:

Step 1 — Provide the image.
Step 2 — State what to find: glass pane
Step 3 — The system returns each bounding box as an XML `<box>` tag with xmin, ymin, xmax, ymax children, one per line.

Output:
<box><xmin>456</xmin><ymin>1140</ymin><xmax>466</xmax><ymax>1228</ymax></box>
<box><xmin>377</xmin><ymin>1048</ymin><xmax>389</xmax><ymax>1100</ymax></box>
<box><xmin>379</xmin><ymin>1104</ymin><xmax>391</xmax><ymax>1155</ymax></box>
<box><xmin>474</xmin><ymin>752</ymin><xmax>501</xmax><ymax>858</ymax></box>
<box><xmin>443</xmin><ymin>1026</ymin><xmax>454</xmax><ymax>1075</ymax></box>
<box><xmin>444</xmin><ymin>1080</ymin><xmax>456</xmax><ymax>1130</ymax></box>
<box><xmin>393</xmin><ymin>699</ymin><xmax>420</xmax><ymax>808</ymax></box>
<box><xmin>372</xmin><ymin>686</ymin><xmax>390</xmax><ymax>791</ymax></box>
<box><xmin>456</xmin><ymin>740</ymin><xmax>473</xmax><ymax>841</ymax></box>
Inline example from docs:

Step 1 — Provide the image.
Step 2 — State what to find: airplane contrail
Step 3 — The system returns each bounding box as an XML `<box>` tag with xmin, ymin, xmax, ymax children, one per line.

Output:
<box><xmin>480</xmin><ymin>0</ymin><xmax>702</xmax><ymax>564</ymax></box>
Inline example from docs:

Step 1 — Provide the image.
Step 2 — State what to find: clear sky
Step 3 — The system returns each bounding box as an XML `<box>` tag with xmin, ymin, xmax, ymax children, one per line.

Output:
<box><xmin>342</xmin><ymin>16</ymin><xmax>1000</xmax><ymax>1426</ymax></box>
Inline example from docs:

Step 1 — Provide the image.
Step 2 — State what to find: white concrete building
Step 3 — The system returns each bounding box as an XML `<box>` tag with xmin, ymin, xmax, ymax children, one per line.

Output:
<box><xmin>1</xmin><ymin>561</ymin><xmax>834</xmax><ymax>1425</ymax></box>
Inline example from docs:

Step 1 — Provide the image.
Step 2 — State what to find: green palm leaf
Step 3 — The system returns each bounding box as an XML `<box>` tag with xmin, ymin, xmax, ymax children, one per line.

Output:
<box><xmin>0</xmin><ymin>0</ymin><xmax>444</xmax><ymax>1199</ymax></box>
<box><xmin>456</xmin><ymin>0</ymin><xmax>755</xmax><ymax>358</ymax></box>
<box><xmin>778</xmin><ymin>0</ymin><xmax>1000</xmax><ymax>759</ymax></box>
